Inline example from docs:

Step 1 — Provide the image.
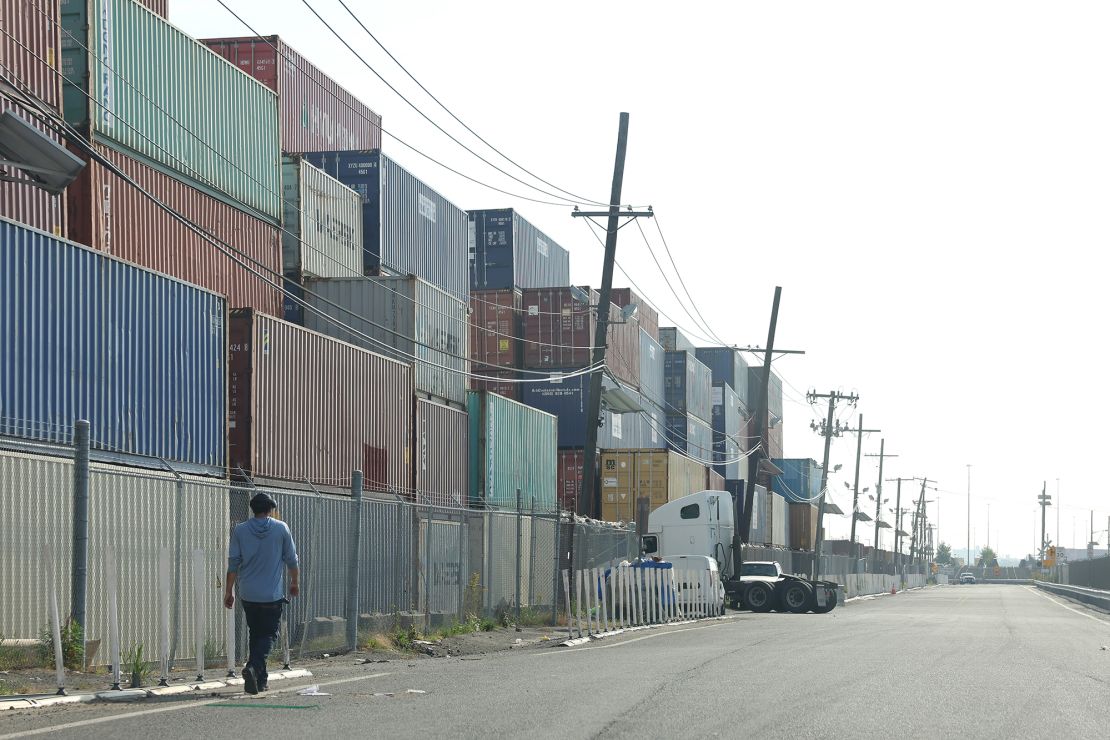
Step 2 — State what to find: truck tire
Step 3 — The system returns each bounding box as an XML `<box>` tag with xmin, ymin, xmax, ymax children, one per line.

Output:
<box><xmin>781</xmin><ymin>581</ymin><xmax>812</xmax><ymax>614</ymax></box>
<box><xmin>745</xmin><ymin>582</ymin><xmax>774</xmax><ymax>612</ymax></box>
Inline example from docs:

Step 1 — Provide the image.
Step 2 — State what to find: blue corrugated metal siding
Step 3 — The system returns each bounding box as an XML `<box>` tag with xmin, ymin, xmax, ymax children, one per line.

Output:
<box><xmin>639</xmin><ymin>329</ymin><xmax>664</xmax><ymax>406</ymax></box>
<box><xmin>664</xmin><ymin>350</ymin><xmax>712</xmax><ymax>422</ymax></box>
<box><xmin>664</xmin><ymin>413</ymin><xmax>713</xmax><ymax>461</ymax></box>
<box><xmin>696</xmin><ymin>347</ymin><xmax>750</xmax><ymax>411</ymax></box>
<box><xmin>712</xmin><ymin>383</ymin><xmax>744</xmax><ymax>479</ymax></box>
<box><xmin>301</xmin><ymin>150</ymin><xmax>468</xmax><ymax>301</ymax></box>
<box><xmin>0</xmin><ymin>217</ymin><xmax>226</xmax><ymax>469</ymax></box>
<box><xmin>468</xmin><ymin>209</ymin><xmax>571</xmax><ymax>291</ymax></box>
<box><xmin>520</xmin><ymin>373</ymin><xmax>641</xmax><ymax>450</ymax></box>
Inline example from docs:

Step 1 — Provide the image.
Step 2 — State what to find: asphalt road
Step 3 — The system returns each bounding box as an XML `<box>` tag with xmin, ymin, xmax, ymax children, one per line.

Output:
<box><xmin>3</xmin><ymin>585</ymin><xmax>1109</xmax><ymax>739</ymax></box>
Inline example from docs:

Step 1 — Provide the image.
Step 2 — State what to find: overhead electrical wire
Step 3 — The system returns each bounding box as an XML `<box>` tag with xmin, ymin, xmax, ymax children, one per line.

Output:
<box><xmin>649</xmin><ymin>214</ymin><xmax>731</xmax><ymax>347</ymax></box>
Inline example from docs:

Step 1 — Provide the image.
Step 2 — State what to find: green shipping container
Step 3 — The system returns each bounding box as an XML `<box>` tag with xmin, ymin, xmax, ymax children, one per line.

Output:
<box><xmin>61</xmin><ymin>0</ymin><xmax>281</xmax><ymax>222</ymax></box>
<box><xmin>468</xmin><ymin>390</ymin><xmax>557</xmax><ymax>512</ymax></box>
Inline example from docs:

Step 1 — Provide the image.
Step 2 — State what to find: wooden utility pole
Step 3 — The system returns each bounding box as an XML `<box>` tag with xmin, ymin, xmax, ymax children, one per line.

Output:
<box><xmin>842</xmin><ymin>416</ymin><xmax>880</xmax><ymax>560</ymax></box>
<box><xmin>864</xmin><ymin>444</ymin><xmax>897</xmax><ymax>568</ymax></box>
<box><xmin>806</xmin><ymin>390</ymin><xmax>858</xmax><ymax>580</ymax></box>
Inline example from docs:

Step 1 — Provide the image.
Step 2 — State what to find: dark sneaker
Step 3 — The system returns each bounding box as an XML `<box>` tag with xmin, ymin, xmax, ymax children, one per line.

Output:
<box><xmin>242</xmin><ymin>665</ymin><xmax>259</xmax><ymax>695</ymax></box>
<box><xmin>259</xmin><ymin>683</ymin><xmax>269</xmax><ymax>692</ymax></box>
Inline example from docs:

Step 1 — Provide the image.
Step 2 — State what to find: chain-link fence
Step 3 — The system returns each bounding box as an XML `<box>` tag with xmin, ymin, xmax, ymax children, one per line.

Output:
<box><xmin>1</xmin><ymin>445</ymin><xmax>627</xmax><ymax>675</ymax></box>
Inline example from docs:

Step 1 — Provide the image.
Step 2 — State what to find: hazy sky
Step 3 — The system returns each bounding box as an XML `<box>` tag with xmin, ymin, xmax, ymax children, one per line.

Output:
<box><xmin>172</xmin><ymin>1</ymin><xmax>1109</xmax><ymax>559</ymax></box>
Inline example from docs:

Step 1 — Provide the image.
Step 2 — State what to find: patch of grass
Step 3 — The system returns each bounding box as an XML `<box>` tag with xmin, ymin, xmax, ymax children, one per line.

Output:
<box><xmin>123</xmin><ymin>643</ymin><xmax>153</xmax><ymax>688</ymax></box>
<box><xmin>0</xmin><ymin>676</ymin><xmax>31</xmax><ymax>696</ymax></box>
<box><xmin>388</xmin><ymin>623</ymin><xmax>420</xmax><ymax>652</ymax></box>
<box><xmin>515</xmin><ymin>607</ymin><xmax>552</xmax><ymax>628</ymax></box>
<box><xmin>357</xmin><ymin>631</ymin><xmax>393</xmax><ymax>652</ymax></box>
<box><xmin>203</xmin><ymin>637</ymin><xmax>222</xmax><ymax>668</ymax></box>
<box><xmin>36</xmin><ymin>619</ymin><xmax>83</xmax><ymax>670</ymax></box>
<box><xmin>0</xmin><ymin>635</ymin><xmax>42</xmax><ymax>671</ymax></box>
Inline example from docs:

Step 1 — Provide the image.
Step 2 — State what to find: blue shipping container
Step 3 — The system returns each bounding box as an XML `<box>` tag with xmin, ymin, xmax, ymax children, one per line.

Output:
<box><xmin>664</xmin><ymin>413</ymin><xmax>713</xmax><ymax>462</ymax></box>
<box><xmin>696</xmin><ymin>347</ymin><xmax>750</xmax><ymax>410</ymax></box>
<box><xmin>711</xmin><ymin>383</ymin><xmax>745</xmax><ymax>479</ymax></box>
<box><xmin>0</xmin><ymin>217</ymin><xmax>226</xmax><ymax>471</ymax></box>
<box><xmin>521</xmin><ymin>373</ymin><xmax>643</xmax><ymax>450</ymax></box>
<box><xmin>468</xmin><ymin>209</ymin><xmax>571</xmax><ymax>291</ymax></box>
<box><xmin>772</xmin><ymin>458</ymin><xmax>823</xmax><ymax>503</ymax></box>
<box><xmin>639</xmin><ymin>329</ymin><xmax>664</xmax><ymax>407</ymax></box>
<box><xmin>664</xmin><ymin>350</ymin><xmax>712</xmax><ymax>423</ymax></box>
<box><xmin>300</xmin><ymin>150</ymin><xmax>469</xmax><ymax>301</ymax></box>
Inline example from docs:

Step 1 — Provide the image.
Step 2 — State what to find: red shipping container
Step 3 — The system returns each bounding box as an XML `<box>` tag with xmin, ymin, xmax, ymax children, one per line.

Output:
<box><xmin>415</xmin><ymin>399</ymin><xmax>468</xmax><ymax>508</ymax></box>
<box><xmin>1</xmin><ymin>0</ymin><xmax>61</xmax><ymax>111</ymax></box>
<box><xmin>708</xmin><ymin>469</ymin><xmax>725</xmax><ymax>491</ymax></box>
<box><xmin>202</xmin><ymin>36</ymin><xmax>383</xmax><ymax>154</ymax></box>
<box><xmin>522</xmin><ymin>287</ymin><xmax>639</xmax><ymax>388</ymax></box>
<box><xmin>469</xmin><ymin>368</ymin><xmax>520</xmax><ymax>402</ymax></box>
<box><xmin>67</xmin><ymin>142</ymin><xmax>282</xmax><ymax>315</ymax></box>
<box><xmin>611</xmin><ymin>287</ymin><xmax>660</xmax><ymax>342</ymax></box>
<box><xmin>0</xmin><ymin>97</ymin><xmax>66</xmax><ymax>235</ymax></box>
<box><xmin>137</xmin><ymin>0</ymin><xmax>168</xmax><ymax>16</ymax></box>
<box><xmin>557</xmin><ymin>448</ymin><xmax>597</xmax><ymax>517</ymax></box>
<box><xmin>228</xmin><ymin>309</ymin><xmax>414</xmax><ymax>491</ymax></box>
<box><xmin>469</xmin><ymin>288</ymin><xmax>521</xmax><ymax>370</ymax></box>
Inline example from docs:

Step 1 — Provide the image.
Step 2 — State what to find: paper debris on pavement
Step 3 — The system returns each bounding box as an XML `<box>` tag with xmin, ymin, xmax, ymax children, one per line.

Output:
<box><xmin>297</xmin><ymin>685</ymin><xmax>331</xmax><ymax>696</ymax></box>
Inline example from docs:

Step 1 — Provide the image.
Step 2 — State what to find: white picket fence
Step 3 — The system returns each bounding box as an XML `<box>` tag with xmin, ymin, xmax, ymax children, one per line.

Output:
<box><xmin>560</xmin><ymin>565</ymin><xmax>722</xmax><ymax>637</ymax></box>
<box><xmin>825</xmin><ymin>573</ymin><xmax>927</xmax><ymax>599</ymax></box>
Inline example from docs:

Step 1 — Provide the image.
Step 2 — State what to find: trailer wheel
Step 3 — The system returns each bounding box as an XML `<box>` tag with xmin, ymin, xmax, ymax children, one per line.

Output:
<box><xmin>745</xmin><ymin>582</ymin><xmax>774</xmax><ymax>612</ymax></box>
<box><xmin>781</xmin><ymin>581</ymin><xmax>812</xmax><ymax>613</ymax></box>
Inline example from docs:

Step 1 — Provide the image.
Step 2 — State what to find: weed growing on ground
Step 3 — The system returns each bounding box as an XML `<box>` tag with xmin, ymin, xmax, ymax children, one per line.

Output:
<box><xmin>123</xmin><ymin>643</ymin><xmax>153</xmax><ymax>688</ymax></box>
<box><xmin>36</xmin><ymin>619</ymin><xmax>83</xmax><ymax>670</ymax></box>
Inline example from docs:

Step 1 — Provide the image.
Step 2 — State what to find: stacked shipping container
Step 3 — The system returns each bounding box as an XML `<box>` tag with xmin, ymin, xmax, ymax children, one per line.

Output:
<box><xmin>711</xmin><ymin>382</ymin><xmax>748</xmax><ymax>482</ymax></box>
<box><xmin>598</xmin><ymin>449</ymin><xmax>711</xmax><ymax>523</ymax></box>
<box><xmin>468</xmin><ymin>208</ymin><xmax>570</xmax><ymax>291</ymax></box>
<box><xmin>0</xmin><ymin>217</ymin><xmax>227</xmax><ymax>471</ymax></box>
<box><xmin>468</xmin><ymin>288</ymin><xmax>521</xmax><ymax>400</ymax></box>
<box><xmin>228</xmin><ymin>309</ymin><xmax>413</xmax><ymax>491</ymax></box>
<box><xmin>467</xmin><ymin>391</ymin><xmax>557</xmax><ymax>512</ymax></box>
<box><xmin>415</xmin><ymin>399</ymin><xmax>468</xmax><ymax>507</ymax></box>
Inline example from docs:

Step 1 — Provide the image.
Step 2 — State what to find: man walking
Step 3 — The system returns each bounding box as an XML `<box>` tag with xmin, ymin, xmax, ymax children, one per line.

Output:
<box><xmin>224</xmin><ymin>492</ymin><xmax>299</xmax><ymax>694</ymax></box>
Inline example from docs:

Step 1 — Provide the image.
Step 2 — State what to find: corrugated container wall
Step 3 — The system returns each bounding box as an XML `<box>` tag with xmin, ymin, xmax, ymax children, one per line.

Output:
<box><xmin>556</xmin><ymin>448</ymin><xmax>591</xmax><ymax>514</ymax></box>
<box><xmin>468</xmin><ymin>209</ymin><xmax>570</xmax><ymax>291</ymax></box>
<box><xmin>639</xmin><ymin>398</ymin><xmax>667</xmax><ymax>450</ymax></box>
<box><xmin>711</xmin><ymin>383</ymin><xmax>746</xmax><ymax>480</ymax></box>
<box><xmin>201</xmin><ymin>36</ymin><xmax>383</xmax><ymax>154</ymax></box>
<box><xmin>520</xmin><ymin>373</ymin><xmax>641</xmax><ymax>450</ymax></box>
<box><xmin>664</xmin><ymin>350</ymin><xmax>712</xmax><ymax>422</ymax></box>
<box><xmin>301</xmin><ymin>150</ymin><xmax>468</xmax><ymax>301</ymax></box>
<box><xmin>467</xmin><ymin>391</ymin><xmax>557</xmax><ymax>512</ymax></box>
<box><xmin>61</xmin><ymin>0</ymin><xmax>281</xmax><ymax>222</ymax></box>
<box><xmin>638</xmin><ymin>329</ymin><xmax>664</xmax><ymax>406</ymax></box>
<box><xmin>789</xmin><ymin>502</ymin><xmax>819</xmax><ymax>551</ymax></box>
<box><xmin>746</xmin><ymin>483</ymin><xmax>768</xmax><ymax>544</ymax></box>
<box><xmin>469</xmin><ymin>288</ymin><xmax>521</xmax><ymax>371</ymax></box>
<box><xmin>599</xmin><ymin>449</ymin><xmax>708</xmax><ymax>523</ymax></box>
<box><xmin>659</xmin><ymin>326</ymin><xmax>695</xmax><ymax>353</ymax></box>
<box><xmin>137</xmin><ymin>0</ymin><xmax>168</xmax><ymax>16</ymax></box>
<box><xmin>770</xmin><ymin>491</ymin><xmax>789</xmax><ymax>547</ymax></box>
<box><xmin>708</xmin><ymin>470</ymin><xmax>725</xmax><ymax>491</ymax></box>
<box><xmin>696</xmin><ymin>347</ymin><xmax>750</xmax><ymax>411</ymax></box>
<box><xmin>0</xmin><ymin>98</ymin><xmax>67</xmax><ymax>235</ymax></box>
<box><xmin>522</xmin><ymin>287</ymin><xmax>639</xmax><ymax>388</ymax></box>
<box><xmin>302</xmin><ymin>276</ymin><xmax>467</xmax><ymax>406</ymax></box>
<box><xmin>415</xmin><ymin>400</ymin><xmax>468</xmax><ymax>508</ymax></box>
<box><xmin>0</xmin><ymin>217</ymin><xmax>227</xmax><ymax>470</ymax></box>
<box><xmin>772</xmin><ymin>458</ymin><xmax>822</xmax><ymax>503</ymax></box>
<box><xmin>611</xmin><ymin>288</ymin><xmax>659</xmax><ymax>341</ymax></box>
<box><xmin>469</xmin><ymin>369</ymin><xmax>520</xmax><ymax>402</ymax></box>
<box><xmin>2</xmin><ymin>0</ymin><xmax>61</xmax><ymax>110</ymax></box>
<box><xmin>67</xmin><ymin>142</ymin><xmax>282</xmax><ymax>315</ymax></box>
<box><xmin>747</xmin><ymin>365</ymin><xmax>784</xmax><ymax>420</ymax></box>
<box><xmin>664</xmin><ymin>413</ymin><xmax>713</xmax><ymax>461</ymax></box>
<box><xmin>227</xmin><ymin>309</ymin><xmax>413</xmax><ymax>490</ymax></box>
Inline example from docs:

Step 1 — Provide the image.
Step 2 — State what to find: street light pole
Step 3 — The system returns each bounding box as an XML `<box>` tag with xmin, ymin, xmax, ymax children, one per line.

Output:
<box><xmin>966</xmin><ymin>464</ymin><xmax>971</xmax><ymax>568</ymax></box>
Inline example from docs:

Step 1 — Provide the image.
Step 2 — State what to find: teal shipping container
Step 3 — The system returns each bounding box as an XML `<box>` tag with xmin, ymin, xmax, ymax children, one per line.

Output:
<box><xmin>467</xmin><ymin>390</ymin><xmax>557</xmax><ymax>512</ymax></box>
<box><xmin>61</xmin><ymin>0</ymin><xmax>281</xmax><ymax>222</ymax></box>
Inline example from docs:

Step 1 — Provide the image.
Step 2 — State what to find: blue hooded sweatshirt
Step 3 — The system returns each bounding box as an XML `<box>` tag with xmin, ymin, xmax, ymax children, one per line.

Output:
<box><xmin>227</xmin><ymin>517</ymin><xmax>299</xmax><ymax>603</ymax></box>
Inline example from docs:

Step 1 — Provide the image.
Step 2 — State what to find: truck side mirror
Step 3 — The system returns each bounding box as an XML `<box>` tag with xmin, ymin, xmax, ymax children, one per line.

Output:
<box><xmin>641</xmin><ymin>534</ymin><xmax>658</xmax><ymax>555</ymax></box>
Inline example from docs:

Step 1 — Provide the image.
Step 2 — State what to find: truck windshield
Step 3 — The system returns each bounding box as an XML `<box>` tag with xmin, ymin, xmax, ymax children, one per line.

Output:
<box><xmin>741</xmin><ymin>563</ymin><xmax>778</xmax><ymax>577</ymax></box>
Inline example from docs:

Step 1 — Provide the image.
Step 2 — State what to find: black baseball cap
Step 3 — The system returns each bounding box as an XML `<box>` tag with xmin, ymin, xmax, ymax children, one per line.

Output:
<box><xmin>249</xmin><ymin>492</ymin><xmax>278</xmax><ymax>514</ymax></box>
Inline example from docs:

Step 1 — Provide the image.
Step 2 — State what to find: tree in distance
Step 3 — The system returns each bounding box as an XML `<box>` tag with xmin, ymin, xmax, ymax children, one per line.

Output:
<box><xmin>935</xmin><ymin>542</ymin><xmax>952</xmax><ymax>565</ymax></box>
<box><xmin>978</xmin><ymin>546</ymin><xmax>998</xmax><ymax>568</ymax></box>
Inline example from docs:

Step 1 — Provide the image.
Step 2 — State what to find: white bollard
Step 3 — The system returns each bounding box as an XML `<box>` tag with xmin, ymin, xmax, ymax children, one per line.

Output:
<box><xmin>583</xmin><ymin>569</ymin><xmax>594</xmax><ymax>634</ymax></box>
<box><xmin>633</xmin><ymin>568</ymin><xmax>642</xmax><ymax>626</ymax></box>
<box><xmin>645</xmin><ymin>568</ymin><xmax>654</xmax><ymax>624</ymax></box>
<box><xmin>651</xmin><ymin>568</ymin><xmax>659</xmax><ymax>623</ymax></box>
<box><xmin>562</xmin><ymin>570</ymin><xmax>573</xmax><ymax>640</ymax></box>
<box><xmin>106</xmin><ymin>547</ymin><xmax>122</xmax><ymax>690</ymax></box>
<box><xmin>192</xmin><ymin>549</ymin><xmax>206</xmax><ymax>681</ymax></box>
<box><xmin>600</xmin><ymin>569</ymin><xmax>610</xmax><ymax>633</ymax></box>
<box><xmin>43</xmin><ymin>546</ymin><xmax>65</xmax><ymax>695</ymax></box>
<box><xmin>225</xmin><ymin>596</ymin><xmax>236</xmax><ymax>677</ymax></box>
<box><xmin>574</xmin><ymin>569</ymin><xmax>584</xmax><ymax>637</ymax></box>
<box><xmin>158</xmin><ymin>548</ymin><xmax>171</xmax><ymax>685</ymax></box>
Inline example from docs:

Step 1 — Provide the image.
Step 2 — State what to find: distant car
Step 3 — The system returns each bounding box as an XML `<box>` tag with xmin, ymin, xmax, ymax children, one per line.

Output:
<box><xmin>958</xmin><ymin>573</ymin><xmax>976</xmax><ymax>584</ymax></box>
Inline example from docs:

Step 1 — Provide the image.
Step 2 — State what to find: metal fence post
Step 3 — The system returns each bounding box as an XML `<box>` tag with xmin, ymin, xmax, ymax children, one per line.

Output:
<box><xmin>70</xmin><ymin>419</ymin><xmax>89</xmax><ymax>659</ymax></box>
<box><xmin>551</xmin><ymin>516</ymin><xmax>561</xmax><ymax>626</ymax></box>
<box><xmin>528</xmin><ymin>497</ymin><xmax>537</xmax><ymax>610</ymax></box>
<box><xmin>424</xmin><ymin>506</ymin><xmax>433</xmax><ymax>632</ymax></box>
<box><xmin>347</xmin><ymin>471</ymin><xmax>363</xmax><ymax>652</ymax></box>
<box><xmin>515</xmin><ymin>489</ymin><xmax>523</xmax><ymax>630</ymax></box>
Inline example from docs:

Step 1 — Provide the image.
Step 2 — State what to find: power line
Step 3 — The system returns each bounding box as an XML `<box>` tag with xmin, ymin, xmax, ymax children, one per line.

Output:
<box><xmin>649</xmin><ymin>214</ymin><xmax>730</xmax><ymax>346</ymax></box>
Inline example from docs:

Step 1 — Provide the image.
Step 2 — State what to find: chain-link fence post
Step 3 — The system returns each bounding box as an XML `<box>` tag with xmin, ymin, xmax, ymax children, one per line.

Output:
<box><xmin>528</xmin><ymin>497</ymin><xmax>536</xmax><ymax>610</ymax></box>
<box><xmin>70</xmin><ymin>418</ymin><xmax>89</xmax><ymax>667</ymax></box>
<box><xmin>551</xmin><ymin>515</ymin><xmax>561</xmax><ymax>626</ymax></box>
<box><xmin>347</xmin><ymin>471</ymin><xmax>363</xmax><ymax>652</ymax></box>
<box><xmin>515</xmin><ymin>489</ymin><xmax>523</xmax><ymax>630</ymax></box>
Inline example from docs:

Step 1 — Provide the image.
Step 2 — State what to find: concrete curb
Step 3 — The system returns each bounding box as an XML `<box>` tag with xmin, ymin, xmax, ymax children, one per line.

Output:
<box><xmin>1034</xmin><ymin>581</ymin><xmax>1110</xmax><ymax>613</ymax></box>
<box><xmin>559</xmin><ymin>613</ymin><xmax>741</xmax><ymax>646</ymax></box>
<box><xmin>0</xmin><ymin>669</ymin><xmax>313</xmax><ymax>712</ymax></box>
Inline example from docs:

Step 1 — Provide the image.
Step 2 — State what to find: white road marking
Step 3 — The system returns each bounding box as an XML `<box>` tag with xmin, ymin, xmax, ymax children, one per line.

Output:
<box><xmin>1025</xmin><ymin>586</ymin><xmax>1110</xmax><ymax>626</ymax></box>
<box><xmin>0</xmin><ymin>672</ymin><xmax>392</xmax><ymax>739</ymax></box>
<box><xmin>534</xmin><ymin>621</ymin><xmax>731</xmax><ymax>656</ymax></box>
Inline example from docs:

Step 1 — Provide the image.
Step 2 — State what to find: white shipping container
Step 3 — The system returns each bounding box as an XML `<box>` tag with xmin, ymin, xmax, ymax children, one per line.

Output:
<box><xmin>303</xmin><ymin>276</ymin><xmax>468</xmax><ymax>405</ymax></box>
<box><xmin>770</xmin><ymin>491</ymin><xmax>789</xmax><ymax>548</ymax></box>
<box><xmin>282</xmin><ymin>157</ymin><xmax>362</xmax><ymax>278</ymax></box>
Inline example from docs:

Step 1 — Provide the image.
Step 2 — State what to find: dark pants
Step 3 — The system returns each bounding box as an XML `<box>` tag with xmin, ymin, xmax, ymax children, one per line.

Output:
<box><xmin>242</xmin><ymin>600</ymin><xmax>283</xmax><ymax>686</ymax></box>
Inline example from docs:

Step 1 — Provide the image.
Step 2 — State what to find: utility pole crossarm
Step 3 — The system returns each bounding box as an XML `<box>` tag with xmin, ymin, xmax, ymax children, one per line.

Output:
<box><xmin>807</xmin><ymin>389</ymin><xmax>859</xmax><ymax>581</ymax></box>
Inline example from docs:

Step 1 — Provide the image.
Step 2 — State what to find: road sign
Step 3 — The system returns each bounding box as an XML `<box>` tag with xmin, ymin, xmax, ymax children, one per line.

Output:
<box><xmin>993</xmin><ymin>566</ymin><xmax>1001</xmax><ymax>577</ymax></box>
<box><xmin>1044</xmin><ymin>546</ymin><xmax>1056</xmax><ymax>568</ymax></box>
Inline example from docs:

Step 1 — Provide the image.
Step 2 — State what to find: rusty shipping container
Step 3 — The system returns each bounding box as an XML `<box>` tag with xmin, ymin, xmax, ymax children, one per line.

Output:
<box><xmin>611</xmin><ymin>287</ymin><xmax>659</xmax><ymax>341</ymax></box>
<box><xmin>789</xmin><ymin>502</ymin><xmax>818</xmax><ymax>550</ymax></box>
<box><xmin>201</xmin><ymin>36</ymin><xmax>382</xmax><ymax>155</ymax></box>
<box><xmin>556</xmin><ymin>448</ymin><xmax>592</xmax><ymax>516</ymax></box>
<box><xmin>137</xmin><ymin>0</ymin><xmax>167</xmax><ymax>18</ymax></box>
<box><xmin>521</xmin><ymin>286</ymin><xmax>639</xmax><ymax>387</ymax></box>
<box><xmin>1</xmin><ymin>0</ymin><xmax>61</xmax><ymax>110</ymax></box>
<box><xmin>469</xmin><ymin>288</ymin><xmax>521</xmax><ymax>371</ymax></box>
<box><xmin>415</xmin><ymin>399</ymin><xmax>468</xmax><ymax>508</ymax></box>
<box><xmin>708</xmin><ymin>469</ymin><xmax>725</xmax><ymax>491</ymax></box>
<box><xmin>0</xmin><ymin>98</ymin><xmax>67</xmax><ymax>235</ymax></box>
<box><xmin>468</xmin><ymin>368</ymin><xmax>520</xmax><ymax>402</ymax></box>
<box><xmin>227</xmin><ymin>309</ymin><xmax>414</xmax><ymax>490</ymax></box>
<box><xmin>66</xmin><ymin>142</ymin><xmax>282</xmax><ymax>314</ymax></box>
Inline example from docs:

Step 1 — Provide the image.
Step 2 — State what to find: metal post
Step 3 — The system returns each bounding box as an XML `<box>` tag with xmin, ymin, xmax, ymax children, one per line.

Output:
<box><xmin>347</xmin><ymin>471</ymin><xmax>363</xmax><ymax>652</ymax></box>
<box><xmin>528</xmin><ymin>497</ymin><xmax>536</xmax><ymax>611</ymax></box>
<box><xmin>562</xmin><ymin>570</ymin><xmax>573</xmax><ymax>639</ymax></box>
<box><xmin>157</xmin><ymin>548</ymin><xmax>171</xmax><ymax>686</ymax></box>
<box><xmin>424</xmin><ymin>506</ymin><xmax>432</xmax><ymax>633</ymax></box>
<box><xmin>873</xmin><ymin>439</ymin><xmax>885</xmax><ymax>569</ymax></box>
<box><xmin>192</xmin><ymin>549</ymin><xmax>206</xmax><ymax>681</ymax></box>
<box><xmin>106</xmin><ymin>547</ymin><xmax>121</xmax><ymax>690</ymax></box>
<box><xmin>169</xmin><ymin>474</ymin><xmax>184</xmax><ymax>668</ymax></box>
<box><xmin>850</xmin><ymin>414</ymin><xmax>864</xmax><ymax>558</ymax></box>
<box><xmin>551</xmin><ymin>517</ymin><xmax>561</xmax><ymax>627</ymax></box>
<box><xmin>225</xmin><ymin>599</ymin><xmax>236</xmax><ymax>678</ymax></box>
<box><xmin>812</xmin><ymin>396</ymin><xmax>837</xmax><ymax>581</ymax></box>
<box><xmin>45</xmin><ymin>546</ymin><xmax>65</xmax><ymax>695</ymax></box>
<box><xmin>457</xmin><ymin>511</ymin><xmax>466</xmax><ymax>622</ymax></box>
<box><xmin>515</xmin><ymin>489</ymin><xmax>523</xmax><ymax>630</ymax></box>
<box><xmin>70</xmin><ymin>419</ymin><xmax>90</xmax><ymax>650</ymax></box>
